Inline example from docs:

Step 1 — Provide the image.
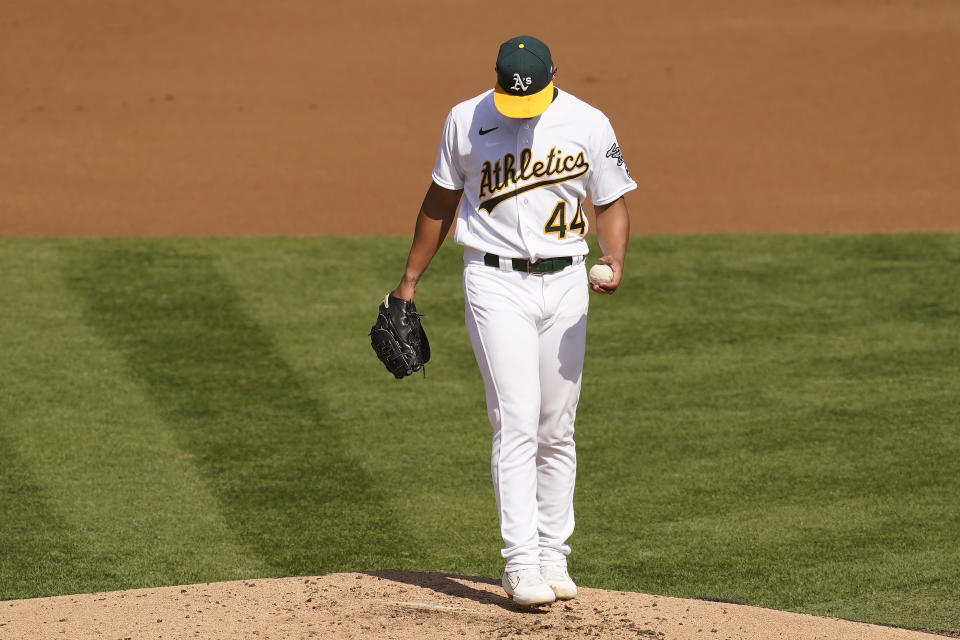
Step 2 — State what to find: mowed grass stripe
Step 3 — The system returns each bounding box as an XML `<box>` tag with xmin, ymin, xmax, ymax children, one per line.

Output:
<box><xmin>574</xmin><ymin>233</ymin><xmax>960</xmax><ymax>632</ymax></box>
<box><xmin>0</xmin><ymin>235</ymin><xmax>957</xmax><ymax>635</ymax></box>
<box><xmin>0</xmin><ymin>244</ymin><xmax>264</xmax><ymax>597</ymax></box>
<box><xmin>204</xmin><ymin>237</ymin><xmax>504</xmax><ymax>575</ymax></box>
<box><xmin>0</xmin><ymin>434</ymin><xmax>104</xmax><ymax>600</ymax></box>
<box><xmin>61</xmin><ymin>242</ymin><xmax>404</xmax><ymax>576</ymax></box>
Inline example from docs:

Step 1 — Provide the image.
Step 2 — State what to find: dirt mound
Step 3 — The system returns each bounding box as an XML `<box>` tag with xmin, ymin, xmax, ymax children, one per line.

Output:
<box><xmin>1</xmin><ymin>571</ymin><xmax>947</xmax><ymax>640</ymax></box>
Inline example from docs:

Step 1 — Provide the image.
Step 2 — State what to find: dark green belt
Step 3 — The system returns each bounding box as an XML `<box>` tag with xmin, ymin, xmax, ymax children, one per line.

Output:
<box><xmin>483</xmin><ymin>253</ymin><xmax>574</xmax><ymax>274</ymax></box>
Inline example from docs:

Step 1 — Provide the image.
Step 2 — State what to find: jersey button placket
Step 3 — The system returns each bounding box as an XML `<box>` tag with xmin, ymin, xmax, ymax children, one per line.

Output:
<box><xmin>519</xmin><ymin>125</ymin><xmax>538</xmax><ymax>260</ymax></box>
<box><xmin>515</xmin><ymin>125</ymin><xmax>529</xmax><ymax>257</ymax></box>
<box><xmin>519</xmin><ymin>122</ymin><xmax>543</xmax><ymax>262</ymax></box>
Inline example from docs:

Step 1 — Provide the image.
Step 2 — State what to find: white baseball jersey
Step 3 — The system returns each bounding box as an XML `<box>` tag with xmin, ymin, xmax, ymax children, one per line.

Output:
<box><xmin>432</xmin><ymin>88</ymin><xmax>637</xmax><ymax>262</ymax></box>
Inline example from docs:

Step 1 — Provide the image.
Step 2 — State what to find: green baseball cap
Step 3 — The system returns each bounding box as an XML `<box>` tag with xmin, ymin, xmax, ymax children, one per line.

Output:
<box><xmin>493</xmin><ymin>36</ymin><xmax>555</xmax><ymax>118</ymax></box>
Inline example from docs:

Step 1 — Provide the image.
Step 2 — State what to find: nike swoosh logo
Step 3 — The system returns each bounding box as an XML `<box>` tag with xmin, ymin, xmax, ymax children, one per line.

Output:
<box><xmin>479</xmin><ymin>126</ymin><xmax>499</xmax><ymax>136</ymax></box>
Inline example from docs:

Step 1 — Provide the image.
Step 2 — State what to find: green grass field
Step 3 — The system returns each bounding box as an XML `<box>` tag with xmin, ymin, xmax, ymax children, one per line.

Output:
<box><xmin>1</xmin><ymin>235</ymin><xmax>958</xmax><ymax>635</ymax></box>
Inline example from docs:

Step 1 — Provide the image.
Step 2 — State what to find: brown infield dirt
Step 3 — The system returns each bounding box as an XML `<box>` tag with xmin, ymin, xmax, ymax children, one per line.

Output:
<box><xmin>1</xmin><ymin>1</ymin><xmax>958</xmax><ymax>638</ymax></box>
<box><xmin>0</xmin><ymin>572</ymin><xmax>951</xmax><ymax>640</ymax></box>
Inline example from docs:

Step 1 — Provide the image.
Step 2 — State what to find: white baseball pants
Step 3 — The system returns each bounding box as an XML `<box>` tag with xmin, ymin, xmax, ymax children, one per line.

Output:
<box><xmin>462</xmin><ymin>250</ymin><xmax>589</xmax><ymax>571</ymax></box>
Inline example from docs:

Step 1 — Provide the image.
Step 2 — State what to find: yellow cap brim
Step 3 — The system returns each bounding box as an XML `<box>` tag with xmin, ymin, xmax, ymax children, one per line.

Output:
<box><xmin>494</xmin><ymin>81</ymin><xmax>554</xmax><ymax>118</ymax></box>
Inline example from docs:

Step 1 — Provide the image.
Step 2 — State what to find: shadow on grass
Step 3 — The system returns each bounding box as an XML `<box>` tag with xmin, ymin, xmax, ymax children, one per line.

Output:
<box><xmin>63</xmin><ymin>243</ymin><xmax>401</xmax><ymax>575</ymax></box>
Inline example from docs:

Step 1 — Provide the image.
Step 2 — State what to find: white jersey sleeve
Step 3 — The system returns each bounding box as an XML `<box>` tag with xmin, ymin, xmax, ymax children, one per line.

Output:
<box><xmin>432</xmin><ymin>111</ymin><xmax>464</xmax><ymax>190</ymax></box>
<box><xmin>587</xmin><ymin>117</ymin><xmax>637</xmax><ymax>206</ymax></box>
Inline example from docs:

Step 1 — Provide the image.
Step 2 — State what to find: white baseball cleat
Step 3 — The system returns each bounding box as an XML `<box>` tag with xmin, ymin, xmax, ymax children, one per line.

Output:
<box><xmin>540</xmin><ymin>565</ymin><xmax>578</xmax><ymax>600</ymax></box>
<box><xmin>501</xmin><ymin>568</ymin><xmax>557</xmax><ymax>606</ymax></box>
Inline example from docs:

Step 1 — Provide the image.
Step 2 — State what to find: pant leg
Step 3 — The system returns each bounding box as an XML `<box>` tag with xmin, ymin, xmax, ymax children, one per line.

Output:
<box><xmin>463</xmin><ymin>264</ymin><xmax>542</xmax><ymax>570</ymax></box>
<box><xmin>536</xmin><ymin>264</ymin><xmax>589</xmax><ymax>566</ymax></box>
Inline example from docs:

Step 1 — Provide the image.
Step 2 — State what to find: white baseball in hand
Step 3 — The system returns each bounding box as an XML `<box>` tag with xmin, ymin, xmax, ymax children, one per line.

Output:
<box><xmin>588</xmin><ymin>263</ymin><xmax>614</xmax><ymax>285</ymax></box>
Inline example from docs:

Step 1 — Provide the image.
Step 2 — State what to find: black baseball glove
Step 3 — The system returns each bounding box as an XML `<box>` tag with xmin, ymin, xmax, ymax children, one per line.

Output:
<box><xmin>369</xmin><ymin>294</ymin><xmax>430</xmax><ymax>378</ymax></box>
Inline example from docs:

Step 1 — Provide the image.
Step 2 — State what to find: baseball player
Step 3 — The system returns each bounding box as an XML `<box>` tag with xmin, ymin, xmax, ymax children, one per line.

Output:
<box><xmin>391</xmin><ymin>35</ymin><xmax>636</xmax><ymax>606</ymax></box>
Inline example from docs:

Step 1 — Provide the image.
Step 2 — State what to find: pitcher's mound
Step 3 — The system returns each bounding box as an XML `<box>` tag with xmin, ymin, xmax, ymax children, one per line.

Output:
<box><xmin>0</xmin><ymin>570</ymin><xmax>946</xmax><ymax>639</ymax></box>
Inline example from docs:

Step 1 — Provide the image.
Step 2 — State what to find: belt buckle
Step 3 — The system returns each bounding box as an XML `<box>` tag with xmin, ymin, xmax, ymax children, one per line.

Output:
<box><xmin>528</xmin><ymin>259</ymin><xmax>548</xmax><ymax>275</ymax></box>
<box><xmin>517</xmin><ymin>257</ymin><xmax>556</xmax><ymax>275</ymax></box>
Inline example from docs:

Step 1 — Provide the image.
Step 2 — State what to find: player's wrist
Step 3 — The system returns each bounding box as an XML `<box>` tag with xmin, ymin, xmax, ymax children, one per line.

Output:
<box><xmin>598</xmin><ymin>255</ymin><xmax>624</xmax><ymax>269</ymax></box>
<box><xmin>394</xmin><ymin>277</ymin><xmax>418</xmax><ymax>301</ymax></box>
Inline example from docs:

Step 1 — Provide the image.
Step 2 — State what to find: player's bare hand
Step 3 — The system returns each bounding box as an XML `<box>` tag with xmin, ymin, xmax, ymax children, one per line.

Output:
<box><xmin>589</xmin><ymin>256</ymin><xmax>622</xmax><ymax>295</ymax></box>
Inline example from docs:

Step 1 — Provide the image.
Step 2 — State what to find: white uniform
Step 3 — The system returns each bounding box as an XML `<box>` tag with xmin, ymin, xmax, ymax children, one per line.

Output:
<box><xmin>432</xmin><ymin>88</ymin><xmax>636</xmax><ymax>572</ymax></box>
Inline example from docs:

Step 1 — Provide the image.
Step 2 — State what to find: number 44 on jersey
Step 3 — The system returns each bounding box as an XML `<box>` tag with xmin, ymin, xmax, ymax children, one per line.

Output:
<box><xmin>544</xmin><ymin>200</ymin><xmax>587</xmax><ymax>239</ymax></box>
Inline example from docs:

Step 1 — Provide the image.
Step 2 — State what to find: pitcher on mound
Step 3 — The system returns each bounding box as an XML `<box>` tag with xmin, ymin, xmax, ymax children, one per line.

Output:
<box><xmin>390</xmin><ymin>35</ymin><xmax>636</xmax><ymax>606</ymax></box>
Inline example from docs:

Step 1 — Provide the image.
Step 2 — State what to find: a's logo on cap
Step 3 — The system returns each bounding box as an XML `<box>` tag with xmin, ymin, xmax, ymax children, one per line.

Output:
<box><xmin>511</xmin><ymin>74</ymin><xmax>533</xmax><ymax>92</ymax></box>
<box><xmin>493</xmin><ymin>35</ymin><xmax>555</xmax><ymax>118</ymax></box>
